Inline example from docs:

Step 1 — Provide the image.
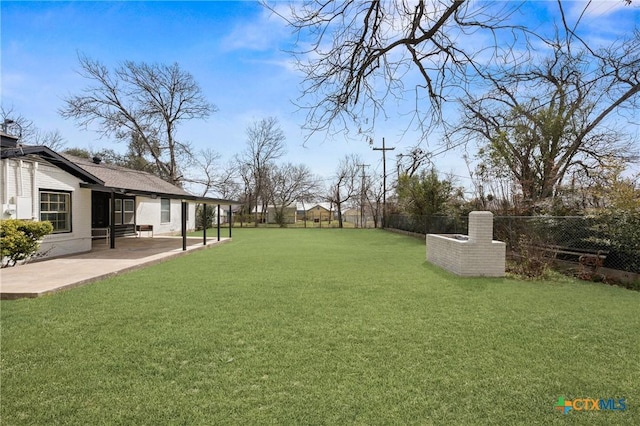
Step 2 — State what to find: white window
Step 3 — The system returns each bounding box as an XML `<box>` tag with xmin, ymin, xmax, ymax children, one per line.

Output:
<box><xmin>115</xmin><ymin>199</ymin><xmax>122</xmax><ymax>224</ymax></box>
<box><xmin>161</xmin><ymin>198</ymin><xmax>171</xmax><ymax>223</ymax></box>
<box><xmin>40</xmin><ymin>191</ymin><xmax>71</xmax><ymax>233</ymax></box>
<box><xmin>114</xmin><ymin>198</ymin><xmax>135</xmax><ymax>224</ymax></box>
<box><xmin>123</xmin><ymin>199</ymin><xmax>135</xmax><ymax>224</ymax></box>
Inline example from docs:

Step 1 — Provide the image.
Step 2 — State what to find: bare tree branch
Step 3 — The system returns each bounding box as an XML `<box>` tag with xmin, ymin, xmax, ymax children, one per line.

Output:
<box><xmin>268</xmin><ymin>0</ymin><xmax>530</xmax><ymax>139</ymax></box>
<box><xmin>237</xmin><ymin>117</ymin><xmax>287</xmax><ymax>226</ymax></box>
<box><xmin>60</xmin><ymin>54</ymin><xmax>216</xmax><ymax>186</ymax></box>
<box><xmin>1</xmin><ymin>106</ymin><xmax>67</xmax><ymax>150</ymax></box>
<box><xmin>458</xmin><ymin>23</ymin><xmax>639</xmax><ymax>212</ymax></box>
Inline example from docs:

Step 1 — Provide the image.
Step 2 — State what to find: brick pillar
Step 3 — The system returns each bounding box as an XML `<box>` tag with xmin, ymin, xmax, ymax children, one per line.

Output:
<box><xmin>468</xmin><ymin>211</ymin><xmax>493</xmax><ymax>244</ymax></box>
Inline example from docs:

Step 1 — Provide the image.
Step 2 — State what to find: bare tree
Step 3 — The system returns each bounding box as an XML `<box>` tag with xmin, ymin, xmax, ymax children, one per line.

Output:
<box><xmin>396</xmin><ymin>147</ymin><xmax>431</xmax><ymax>179</ymax></box>
<box><xmin>366</xmin><ymin>173</ymin><xmax>384</xmax><ymax>228</ymax></box>
<box><xmin>29</xmin><ymin>129</ymin><xmax>66</xmax><ymax>151</ymax></box>
<box><xmin>458</xmin><ymin>13</ymin><xmax>640</xmax><ymax>212</ymax></box>
<box><xmin>60</xmin><ymin>54</ymin><xmax>216</xmax><ymax>186</ymax></box>
<box><xmin>1</xmin><ymin>106</ymin><xmax>67</xmax><ymax>151</ymax></box>
<box><xmin>238</xmin><ymin>117</ymin><xmax>287</xmax><ymax>226</ymax></box>
<box><xmin>300</xmin><ymin>178</ymin><xmax>325</xmax><ymax>228</ymax></box>
<box><xmin>466</xmin><ymin>156</ymin><xmax>522</xmax><ymax>215</ymax></box>
<box><xmin>186</xmin><ymin>155</ymin><xmax>240</xmax><ymax>230</ymax></box>
<box><xmin>235</xmin><ymin>160</ymin><xmax>255</xmax><ymax>227</ymax></box>
<box><xmin>266</xmin><ymin>162</ymin><xmax>320</xmax><ymax>226</ymax></box>
<box><xmin>213</xmin><ymin>159</ymin><xmax>242</xmax><ymax>200</ymax></box>
<box><xmin>269</xmin><ymin>0</ymin><xmax>530</xmax><ymax>138</ymax></box>
<box><xmin>327</xmin><ymin>154</ymin><xmax>361</xmax><ymax>228</ymax></box>
<box><xmin>184</xmin><ymin>148</ymin><xmax>223</xmax><ymax>197</ymax></box>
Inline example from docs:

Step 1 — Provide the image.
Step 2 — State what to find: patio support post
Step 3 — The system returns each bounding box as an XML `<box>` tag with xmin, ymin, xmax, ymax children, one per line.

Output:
<box><xmin>181</xmin><ymin>200</ymin><xmax>187</xmax><ymax>251</ymax></box>
<box><xmin>202</xmin><ymin>203</ymin><xmax>207</xmax><ymax>246</ymax></box>
<box><xmin>217</xmin><ymin>204</ymin><xmax>221</xmax><ymax>241</ymax></box>
<box><xmin>110</xmin><ymin>192</ymin><xmax>116</xmax><ymax>249</ymax></box>
<box><xmin>228</xmin><ymin>205</ymin><xmax>232</xmax><ymax>238</ymax></box>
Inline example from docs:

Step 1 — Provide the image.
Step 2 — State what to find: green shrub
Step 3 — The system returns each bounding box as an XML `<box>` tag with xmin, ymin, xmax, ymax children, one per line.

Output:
<box><xmin>589</xmin><ymin>209</ymin><xmax>640</xmax><ymax>274</ymax></box>
<box><xmin>0</xmin><ymin>219</ymin><xmax>53</xmax><ymax>267</ymax></box>
<box><xmin>195</xmin><ymin>204</ymin><xmax>217</xmax><ymax>231</ymax></box>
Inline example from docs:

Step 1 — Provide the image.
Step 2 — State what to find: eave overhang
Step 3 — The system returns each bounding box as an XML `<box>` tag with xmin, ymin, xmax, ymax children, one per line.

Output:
<box><xmin>78</xmin><ymin>182</ymin><xmax>239</xmax><ymax>205</ymax></box>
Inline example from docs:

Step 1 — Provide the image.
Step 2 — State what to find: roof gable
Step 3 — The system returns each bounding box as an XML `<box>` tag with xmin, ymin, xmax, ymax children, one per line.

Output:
<box><xmin>1</xmin><ymin>131</ymin><xmax>19</xmax><ymax>148</ymax></box>
<box><xmin>1</xmin><ymin>145</ymin><xmax>103</xmax><ymax>184</ymax></box>
<box><xmin>306</xmin><ymin>202</ymin><xmax>332</xmax><ymax>212</ymax></box>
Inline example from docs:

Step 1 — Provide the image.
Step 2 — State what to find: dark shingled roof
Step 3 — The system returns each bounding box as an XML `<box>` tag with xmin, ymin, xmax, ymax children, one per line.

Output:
<box><xmin>63</xmin><ymin>154</ymin><xmax>193</xmax><ymax>197</ymax></box>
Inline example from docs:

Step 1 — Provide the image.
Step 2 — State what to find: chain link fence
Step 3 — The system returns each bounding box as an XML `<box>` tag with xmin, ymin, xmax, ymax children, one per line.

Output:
<box><xmin>493</xmin><ymin>216</ymin><xmax>639</xmax><ymax>274</ymax></box>
<box><xmin>386</xmin><ymin>214</ymin><xmax>468</xmax><ymax>235</ymax></box>
<box><xmin>388</xmin><ymin>214</ymin><xmax>639</xmax><ymax>275</ymax></box>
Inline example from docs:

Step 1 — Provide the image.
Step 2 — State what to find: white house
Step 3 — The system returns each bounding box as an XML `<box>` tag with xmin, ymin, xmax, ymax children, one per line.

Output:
<box><xmin>64</xmin><ymin>154</ymin><xmax>198</xmax><ymax>238</ymax></box>
<box><xmin>1</xmin><ymin>131</ymin><xmax>236</xmax><ymax>258</ymax></box>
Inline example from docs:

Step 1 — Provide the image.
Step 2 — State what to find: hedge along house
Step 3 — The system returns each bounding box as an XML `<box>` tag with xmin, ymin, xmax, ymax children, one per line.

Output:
<box><xmin>1</xmin><ymin>130</ymin><xmax>237</xmax><ymax>258</ymax></box>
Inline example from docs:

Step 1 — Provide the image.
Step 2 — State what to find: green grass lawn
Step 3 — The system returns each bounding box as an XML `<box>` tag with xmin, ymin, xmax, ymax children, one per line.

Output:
<box><xmin>2</xmin><ymin>229</ymin><xmax>638</xmax><ymax>425</ymax></box>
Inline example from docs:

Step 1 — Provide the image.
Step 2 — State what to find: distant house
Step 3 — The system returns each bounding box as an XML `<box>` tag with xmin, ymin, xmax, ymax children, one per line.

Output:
<box><xmin>1</xmin><ymin>131</ymin><xmax>236</xmax><ymax>257</ymax></box>
<box><xmin>252</xmin><ymin>204</ymin><xmax>297</xmax><ymax>224</ymax></box>
<box><xmin>295</xmin><ymin>202</ymin><xmax>307</xmax><ymax>219</ymax></box>
<box><xmin>342</xmin><ymin>207</ymin><xmax>375</xmax><ymax>227</ymax></box>
<box><xmin>342</xmin><ymin>207</ymin><xmax>359</xmax><ymax>223</ymax></box>
<box><xmin>305</xmin><ymin>202</ymin><xmax>333</xmax><ymax>222</ymax></box>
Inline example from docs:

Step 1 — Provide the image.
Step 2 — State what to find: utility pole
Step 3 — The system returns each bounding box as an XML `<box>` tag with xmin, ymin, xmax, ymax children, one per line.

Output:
<box><xmin>372</xmin><ymin>137</ymin><xmax>395</xmax><ymax>228</ymax></box>
<box><xmin>357</xmin><ymin>163</ymin><xmax>369</xmax><ymax>228</ymax></box>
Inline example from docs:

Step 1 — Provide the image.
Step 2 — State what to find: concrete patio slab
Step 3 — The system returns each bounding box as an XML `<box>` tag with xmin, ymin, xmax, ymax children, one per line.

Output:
<box><xmin>0</xmin><ymin>236</ymin><xmax>230</xmax><ymax>300</ymax></box>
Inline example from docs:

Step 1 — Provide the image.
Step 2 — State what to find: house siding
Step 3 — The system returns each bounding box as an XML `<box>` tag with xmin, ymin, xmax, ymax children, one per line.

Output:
<box><xmin>136</xmin><ymin>197</ymin><xmax>196</xmax><ymax>235</ymax></box>
<box><xmin>306</xmin><ymin>207</ymin><xmax>330</xmax><ymax>222</ymax></box>
<box><xmin>268</xmin><ymin>206</ymin><xmax>296</xmax><ymax>224</ymax></box>
<box><xmin>1</xmin><ymin>158</ymin><xmax>92</xmax><ymax>257</ymax></box>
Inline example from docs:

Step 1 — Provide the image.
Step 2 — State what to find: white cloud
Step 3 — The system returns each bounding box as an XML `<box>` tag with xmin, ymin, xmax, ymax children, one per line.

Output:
<box><xmin>219</xmin><ymin>5</ymin><xmax>290</xmax><ymax>52</ymax></box>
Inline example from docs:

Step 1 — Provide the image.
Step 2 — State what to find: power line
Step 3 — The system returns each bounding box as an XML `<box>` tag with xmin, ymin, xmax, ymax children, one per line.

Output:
<box><xmin>372</xmin><ymin>137</ymin><xmax>395</xmax><ymax>228</ymax></box>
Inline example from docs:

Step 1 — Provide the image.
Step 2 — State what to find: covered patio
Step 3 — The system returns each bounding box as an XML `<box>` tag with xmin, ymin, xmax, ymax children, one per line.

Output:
<box><xmin>0</xmin><ymin>235</ymin><xmax>230</xmax><ymax>300</ymax></box>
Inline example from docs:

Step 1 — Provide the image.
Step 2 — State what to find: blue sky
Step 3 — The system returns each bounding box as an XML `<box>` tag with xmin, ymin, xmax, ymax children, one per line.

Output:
<box><xmin>2</xmin><ymin>1</ymin><xmax>639</xmax><ymax>194</ymax></box>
